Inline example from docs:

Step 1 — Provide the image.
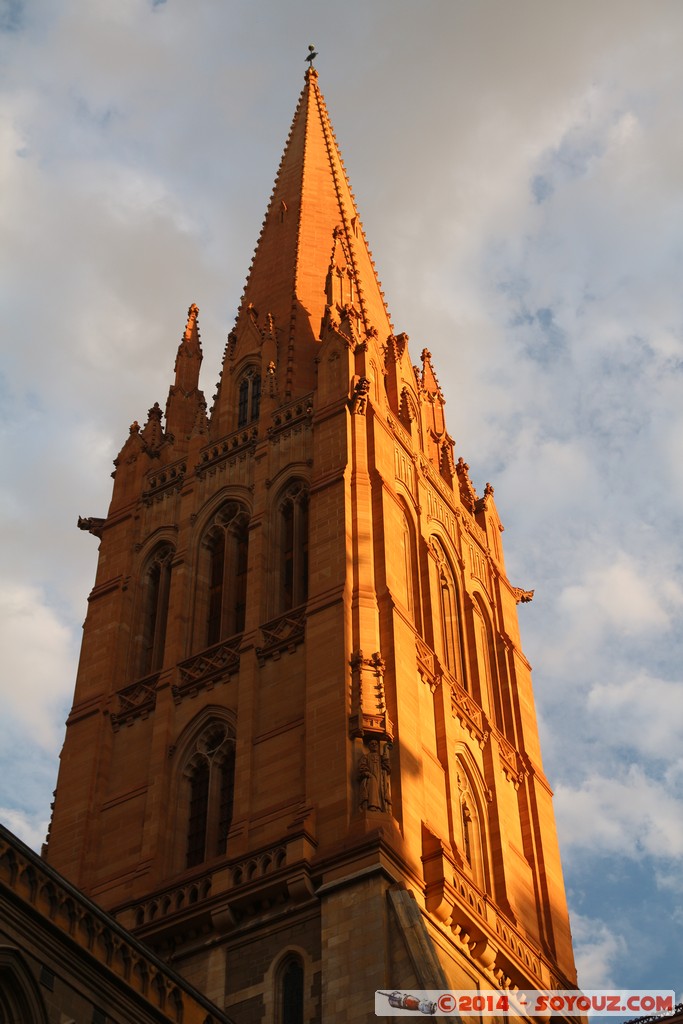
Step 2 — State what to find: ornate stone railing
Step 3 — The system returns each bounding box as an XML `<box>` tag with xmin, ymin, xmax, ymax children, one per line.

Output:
<box><xmin>497</xmin><ymin>733</ymin><xmax>526</xmax><ymax>788</ymax></box>
<box><xmin>227</xmin><ymin>844</ymin><xmax>287</xmax><ymax>889</ymax></box>
<box><xmin>132</xmin><ymin>874</ymin><xmax>214</xmax><ymax>928</ymax></box>
<box><xmin>450</xmin><ymin>678</ymin><xmax>489</xmax><ymax>748</ymax></box>
<box><xmin>123</xmin><ymin>835</ymin><xmax>313</xmax><ymax>940</ymax></box>
<box><xmin>267</xmin><ymin>393</ymin><xmax>314</xmax><ymax>438</ymax></box>
<box><xmin>173</xmin><ymin>636</ymin><xmax>241</xmax><ymax>703</ymax></box>
<box><xmin>142</xmin><ymin>459</ymin><xmax>187</xmax><ymax>504</ymax></box>
<box><xmin>255</xmin><ymin>608</ymin><xmax>306</xmax><ymax>664</ymax></box>
<box><xmin>110</xmin><ymin>673</ymin><xmax>159</xmax><ymax>731</ymax></box>
<box><xmin>447</xmin><ymin>861</ymin><xmax>544</xmax><ymax>982</ymax></box>
<box><xmin>415</xmin><ymin>637</ymin><xmax>443</xmax><ymax>691</ymax></box>
<box><xmin>492</xmin><ymin>911</ymin><xmax>543</xmax><ymax>979</ymax></box>
<box><xmin>196</xmin><ymin>425</ymin><xmax>258</xmax><ymax>478</ymax></box>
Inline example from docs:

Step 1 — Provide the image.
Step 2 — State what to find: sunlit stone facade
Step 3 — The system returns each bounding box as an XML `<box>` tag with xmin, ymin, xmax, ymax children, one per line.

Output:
<box><xmin>46</xmin><ymin>67</ymin><xmax>579</xmax><ymax>1023</ymax></box>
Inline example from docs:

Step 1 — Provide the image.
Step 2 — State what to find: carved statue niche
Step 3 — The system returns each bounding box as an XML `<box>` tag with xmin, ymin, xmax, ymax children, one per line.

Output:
<box><xmin>358</xmin><ymin>737</ymin><xmax>392</xmax><ymax>813</ymax></box>
<box><xmin>349</xmin><ymin>375</ymin><xmax>371</xmax><ymax>415</ymax></box>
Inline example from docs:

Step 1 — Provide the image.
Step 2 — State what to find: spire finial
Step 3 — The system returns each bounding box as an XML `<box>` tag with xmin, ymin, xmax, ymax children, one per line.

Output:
<box><xmin>306</xmin><ymin>44</ymin><xmax>318</xmax><ymax>68</ymax></box>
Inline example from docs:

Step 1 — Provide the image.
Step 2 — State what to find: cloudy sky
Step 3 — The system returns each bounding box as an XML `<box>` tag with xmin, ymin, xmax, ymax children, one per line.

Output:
<box><xmin>2</xmin><ymin>0</ymin><xmax>682</xmax><ymax>1004</ymax></box>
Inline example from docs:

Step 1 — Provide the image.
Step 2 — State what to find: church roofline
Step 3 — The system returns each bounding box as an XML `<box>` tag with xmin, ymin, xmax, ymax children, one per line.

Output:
<box><xmin>0</xmin><ymin>822</ymin><xmax>233</xmax><ymax>1024</ymax></box>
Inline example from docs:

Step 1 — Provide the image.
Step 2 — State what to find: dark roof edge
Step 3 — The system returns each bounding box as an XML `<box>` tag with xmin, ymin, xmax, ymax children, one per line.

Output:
<box><xmin>0</xmin><ymin>821</ymin><xmax>233</xmax><ymax>1024</ymax></box>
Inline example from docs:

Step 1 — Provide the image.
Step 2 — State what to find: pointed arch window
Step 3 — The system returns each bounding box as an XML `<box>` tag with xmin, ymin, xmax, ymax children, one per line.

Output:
<box><xmin>0</xmin><ymin>949</ymin><xmax>49</xmax><ymax>1024</ymax></box>
<box><xmin>237</xmin><ymin>366</ymin><xmax>261</xmax><ymax>428</ymax></box>
<box><xmin>398</xmin><ymin>506</ymin><xmax>422</xmax><ymax>633</ymax></box>
<box><xmin>279</xmin><ymin>482</ymin><xmax>309</xmax><ymax>612</ymax></box>
<box><xmin>431</xmin><ymin>540</ymin><xmax>466</xmax><ymax>688</ymax></box>
<box><xmin>462</xmin><ymin>803</ymin><xmax>476</xmax><ymax>867</ymax></box>
<box><xmin>460</xmin><ymin>793</ymin><xmax>485</xmax><ymax>890</ymax></box>
<box><xmin>277</xmin><ymin>954</ymin><xmax>304</xmax><ymax>1024</ymax></box>
<box><xmin>401</xmin><ymin>516</ymin><xmax>413</xmax><ymax>617</ymax></box>
<box><xmin>474</xmin><ymin>597</ymin><xmax>510</xmax><ymax>736</ymax></box>
<box><xmin>456</xmin><ymin>768</ymin><xmax>488</xmax><ymax>892</ymax></box>
<box><xmin>203</xmin><ymin>502</ymin><xmax>250</xmax><ymax>647</ymax></box>
<box><xmin>187</xmin><ymin>761</ymin><xmax>210</xmax><ymax>867</ymax></box>
<box><xmin>184</xmin><ymin>721</ymin><xmax>236</xmax><ymax>868</ymax></box>
<box><xmin>326</xmin><ymin>261</ymin><xmax>356</xmax><ymax>309</ymax></box>
<box><xmin>140</xmin><ymin>544</ymin><xmax>174</xmax><ymax>677</ymax></box>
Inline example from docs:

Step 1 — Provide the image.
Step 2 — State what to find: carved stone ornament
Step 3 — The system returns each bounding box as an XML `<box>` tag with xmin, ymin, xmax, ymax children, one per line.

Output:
<box><xmin>450</xmin><ymin>679</ymin><xmax>490</xmax><ymax>749</ymax></box>
<box><xmin>497</xmin><ymin>734</ymin><xmax>528</xmax><ymax>789</ymax></box>
<box><xmin>349</xmin><ymin>376</ymin><xmax>371</xmax><ymax>415</ymax></box>
<box><xmin>415</xmin><ymin>637</ymin><xmax>443</xmax><ymax>692</ymax></box>
<box><xmin>77</xmin><ymin>516</ymin><xmax>105</xmax><ymax>537</ymax></box>
<box><xmin>358</xmin><ymin>738</ymin><xmax>393</xmax><ymax>813</ymax></box>
<box><xmin>348</xmin><ymin>649</ymin><xmax>393</xmax><ymax>739</ymax></box>
<box><xmin>456</xmin><ymin>456</ymin><xmax>477</xmax><ymax>513</ymax></box>
<box><xmin>140</xmin><ymin>402</ymin><xmax>166</xmax><ymax>455</ymax></box>
<box><xmin>110</xmin><ymin>678</ymin><xmax>158</xmax><ymax>731</ymax></box>
<box><xmin>173</xmin><ymin>636</ymin><xmax>241</xmax><ymax>704</ymax></box>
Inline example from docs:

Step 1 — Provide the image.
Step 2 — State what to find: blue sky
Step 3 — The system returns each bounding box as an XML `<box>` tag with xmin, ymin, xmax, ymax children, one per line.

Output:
<box><xmin>1</xmin><ymin>0</ymin><xmax>682</xmax><ymax>1002</ymax></box>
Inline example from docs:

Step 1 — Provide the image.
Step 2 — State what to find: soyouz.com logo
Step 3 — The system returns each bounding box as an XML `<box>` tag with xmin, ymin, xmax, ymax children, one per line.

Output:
<box><xmin>375</xmin><ymin>989</ymin><xmax>676</xmax><ymax>1016</ymax></box>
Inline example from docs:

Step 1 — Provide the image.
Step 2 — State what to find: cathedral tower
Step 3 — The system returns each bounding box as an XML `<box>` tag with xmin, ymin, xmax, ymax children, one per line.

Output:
<box><xmin>46</xmin><ymin>65</ymin><xmax>579</xmax><ymax>1022</ymax></box>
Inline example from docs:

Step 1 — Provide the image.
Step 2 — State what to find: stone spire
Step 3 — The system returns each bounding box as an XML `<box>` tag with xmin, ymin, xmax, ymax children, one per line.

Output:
<box><xmin>174</xmin><ymin>303</ymin><xmax>203</xmax><ymax>392</ymax></box>
<box><xmin>165</xmin><ymin>303</ymin><xmax>206</xmax><ymax>439</ymax></box>
<box><xmin>212</xmin><ymin>67</ymin><xmax>394</xmax><ymax>430</ymax></box>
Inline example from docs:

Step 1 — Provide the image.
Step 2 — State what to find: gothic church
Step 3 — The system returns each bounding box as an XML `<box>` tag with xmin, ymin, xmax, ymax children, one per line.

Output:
<box><xmin>31</xmin><ymin>64</ymin><xmax>578</xmax><ymax>1022</ymax></box>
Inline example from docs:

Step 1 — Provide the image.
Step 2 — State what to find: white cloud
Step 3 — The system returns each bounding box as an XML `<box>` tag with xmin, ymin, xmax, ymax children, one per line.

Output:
<box><xmin>495</xmin><ymin>435</ymin><xmax>602</xmax><ymax>520</ymax></box>
<box><xmin>559</xmin><ymin>556</ymin><xmax>680</xmax><ymax>638</ymax></box>
<box><xmin>587</xmin><ymin>675</ymin><xmax>683</xmax><ymax>760</ymax></box>
<box><xmin>0</xmin><ymin>582</ymin><xmax>74</xmax><ymax>751</ymax></box>
<box><xmin>0</xmin><ymin>807</ymin><xmax>49</xmax><ymax>853</ymax></box>
<box><xmin>654</xmin><ymin>866</ymin><xmax>683</xmax><ymax>901</ymax></box>
<box><xmin>517</xmin><ymin>541</ymin><xmax>683</xmax><ymax>698</ymax></box>
<box><xmin>555</xmin><ymin>766</ymin><xmax>683</xmax><ymax>861</ymax></box>
<box><xmin>571</xmin><ymin>913</ymin><xmax>627</xmax><ymax>990</ymax></box>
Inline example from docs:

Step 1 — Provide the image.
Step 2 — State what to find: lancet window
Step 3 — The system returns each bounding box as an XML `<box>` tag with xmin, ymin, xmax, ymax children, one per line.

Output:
<box><xmin>237</xmin><ymin>366</ymin><xmax>261</xmax><ymax>428</ymax></box>
<box><xmin>398</xmin><ymin>505</ymin><xmax>422</xmax><ymax>632</ymax></box>
<box><xmin>201</xmin><ymin>502</ymin><xmax>250</xmax><ymax>647</ymax></box>
<box><xmin>456</xmin><ymin>767</ymin><xmax>487</xmax><ymax>892</ymax></box>
<box><xmin>277</xmin><ymin>955</ymin><xmax>304</xmax><ymax>1024</ymax></box>
<box><xmin>279</xmin><ymin>482</ymin><xmax>309</xmax><ymax>612</ymax></box>
<box><xmin>401</xmin><ymin>515</ymin><xmax>414</xmax><ymax>617</ymax></box>
<box><xmin>0</xmin><ymin>949</ymin><xmax>49</xmax><ymax>1024</ymax></box>
<box><xmin>327</xmin><ymin>265</ymin><xmax>354</xmax><ymax>308</ymax></box>
<box><xmin>139</xmin><ymin>544</ymin><xmax>174</xmax><ymax>677</ymax></box>
<box><xmin>462</xmin><ymin>803</ymin><xmax>473</xmax><ymax>864</ymax></box>
<box><xmin>184</xmin><ymin>721</ymin><xmax>236</xmax><ymax>868</ymax></box>
<box><xmin>431</xmin><ymin>539</ymin><xmax>466</xmax><ymax>687</ymax></box>
<box><xmin>474</xmin><ymin>596</ymin><xmax>510</xmax><ymax>736</ymax></box>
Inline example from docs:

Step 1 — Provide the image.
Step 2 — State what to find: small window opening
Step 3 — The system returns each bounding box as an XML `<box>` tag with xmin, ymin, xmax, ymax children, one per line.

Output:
<box><xmin>237</xmin><ymin>367</ymin><xmax>261</xmax><ymax>428</ymax></box>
